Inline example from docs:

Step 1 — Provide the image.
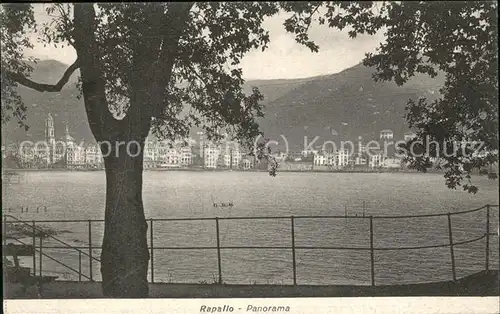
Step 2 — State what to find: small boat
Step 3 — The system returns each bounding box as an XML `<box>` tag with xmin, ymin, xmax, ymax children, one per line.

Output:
<box><xmin>211</xmin><ymin>195</ymin><xmax>234</xmax><ymax>208</ymax></box>
<box><xmin>212</xmin><ymin>202</ymin><xmax>234</xmax><ymax>208</ymax></box>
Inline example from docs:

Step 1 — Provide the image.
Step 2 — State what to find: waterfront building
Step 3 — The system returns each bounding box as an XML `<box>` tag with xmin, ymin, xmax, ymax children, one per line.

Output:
<box><xmin>326</xmin><ymin>151</ymin><xmax>337</xmax><ymax>167</ymax></box>
<box><xmin>380</xmin><ymin>129</ymin><xmax>394</xmax><ymax>140</ymax></box>
<box><xmin>354</xmin><ymin>142</ymin><xmax>368</xmax><ymax>165</ymax></box>
<box><xmin>144</xmin><ymin>138</ymin><xmax>159</xmax><ymax>169</ymax></box>
<box><xmin>84</xmin><ymin>144</ymin><xmax>104</xmax><ymax>168</ymax></box>
<box><xmin>204</xmin><ymin>143</ymin><xmax>221</xmax><ymax>168</ymax></box>
<box><xmin>180</xmin><ymin>146</ymin><xmax>192</xmax><ymax>166</ymax></box>
<box><xmin>383</xmin><ymin>157</ymin><xmax>401</xmax><ymax>169</ymax></box>
<box><xmin>45</xmin><ymin>113</ymin><xmax>55</xmax><ymax>163</ymax></box>
<box><xmin>232</xmin><ymin>150</ymin><xmax>242</xmax><ymax>168</ymax></box>
<box><xmin>20</xmin><ymin>143</ymin><xmax>35</xmax><ymax>166</ymax></box>
<box><xmin>313</xmin><ymin>152</ymin><xmax>327</xmax><ymax>166</ymax></box>
<box><xmin>218</xmin><ymin>139</ymin><xmax>241</xmax><ymax>168</ymax></box>
<box><xmin>369</xmin><ymin>151</ymin><xmax>385</xmax><ymax>168</ymax></box>
<box><xmin>67</xmin><ymin>144</ymin><xmax>86</xmax><ymax>168</ymax></box>
<box><xmin>337</xmin><ymin>149</ymin><xmax>350</xmax><ymax>168</ymax></box>
<box><xmin>164</xmin><ymin>147</ymin><xmax>179</xmax><ymax>166</ymax></box>
<box><xmin>197</xmin><ymin>131</ymin><xmax>205</xmax><ymax>160</ymax></box>
<box><xmin>63</xmin><ymin>124</ymin><xmax>86</xmax><ymax>168</ymax></box>
<box><xmin>143</xmin><ymin>136</ymin><xmax>194</xmax><ymax>168</ymax></box>
<box><xmin>354</xmin><ymin>156</ymin><xmax>367</xmax><ymax>166</ymax></box>
<box><xmin>156</xmin><ymin>140</ymin><xmax>169</xmax><ymax>166</ymax></box>
<box><xmin>53</xmin><ymin>141</ymin><xmax>65</xmax><ymax>164</ymax></box>
<box><xmin>34</xmin><ymin>142</ymin><xmax>50</xmax><ymax>166</ymax></box>
<box><xmin>241</xmin><ymin>154</ymin><xmax>254</xmax><ymax>170</ymax></box>
<box><xmin>223</xmin><ymin>152</ymin><xmax>231</xmax><ymax>168</ymax></box>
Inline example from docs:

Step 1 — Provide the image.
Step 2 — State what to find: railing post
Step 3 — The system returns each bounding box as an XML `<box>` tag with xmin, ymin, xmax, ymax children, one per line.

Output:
<box><xmin>291</xmin><ymin>216</ymin><xmax>297</xmax><ymax>285</ymax></box>
<box><xmin>3</xmin><ymin>217</ymin><xmax>7</xmax><ymax>247</ymax></box>
<box><xmin>88</xmin><ymin>220</ymin><xmax>93</xmax><ymax>281</ymax></box>
<box><xmin>79</xmin><ymin>251</ymin><xmax>82</xmax><ymax>282</ymax></box>
<box><xmin>39</xmin><ymin>236</ymin><xmax>43</xmax><ymax>276</ymax></box>
<box><xmin>485</xmin><ymin>205</ymin><xmax>490</xmax><ymax>271</ymax></box>
<box><xmin>3</xmin><ymin>217</ymin><xmax>7</xmax><ymax>271</ymax></box>
<box><xmin>150</xmin><ymin>218</ymin><xmax>154</xmax><ymax>283</ymax></box>
<box><xmin>369</xmin><ymin>216</ymin><xmax>375</xmax><ymax>287</ymax></box>
<box><xmin>447</xmin><ymin>213</ymin><xmax>457</xmax><ymax>282</ymax></box>
<box><xmin>215</xmin><ymin>217</ymin><xmax>222</xmax><ymax>284</ymax></box>
<box><xmin>32</xmin><ymin>220</ymin><xmax>36</xmax><ymax>276</ymax></box>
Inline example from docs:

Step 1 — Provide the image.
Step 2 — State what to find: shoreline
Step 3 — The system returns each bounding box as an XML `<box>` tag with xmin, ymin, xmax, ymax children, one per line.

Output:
<box><xmin>2</xmin><ymin>167</ymin><xmax>442</xmax><ymax>174</ymax></box>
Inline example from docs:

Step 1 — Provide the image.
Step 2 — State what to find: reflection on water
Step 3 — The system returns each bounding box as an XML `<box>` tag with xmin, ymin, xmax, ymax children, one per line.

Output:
<box><xmin>3</xmin><ymin>171</ymin><xmax>499</xmax><ymax>285</ymax></box>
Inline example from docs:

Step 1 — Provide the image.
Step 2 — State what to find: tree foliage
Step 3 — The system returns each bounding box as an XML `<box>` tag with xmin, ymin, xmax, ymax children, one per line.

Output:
<box><xmin>316</xmin><ymin>1</ymin><xmax>498</xmax><ymax>193</ymax></box>
<box><xmin>356</xmin><ymin>1</ymin><xmax>498</xmax><ymax>193</ymax></box>
<box><xmin>1</xmin><ymin>1</ymin><xmax>498</xmax><ymax>297</ymax></box>
<box><xmin>0</xmin><ymin>4</ymin><xmax>36</xmax><ymax>129</ymax></box>
<box><xmin>2</xmin><ymin>2</ymin><xmax>497</xmax><ymax>192</ymax></box>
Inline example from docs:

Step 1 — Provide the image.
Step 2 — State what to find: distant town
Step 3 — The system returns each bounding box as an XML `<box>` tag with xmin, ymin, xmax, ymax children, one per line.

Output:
<box><xmin>1</xmin><ymin>113</ymin><xmax>495</xmax><ymax>174</ymax></box>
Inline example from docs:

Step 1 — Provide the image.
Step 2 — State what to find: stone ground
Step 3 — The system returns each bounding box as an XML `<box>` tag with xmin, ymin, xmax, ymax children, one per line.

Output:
<box><xmin>3</xmin><ymin>270</ymin><xmax>498</xmax><ymax>299</ymax></box>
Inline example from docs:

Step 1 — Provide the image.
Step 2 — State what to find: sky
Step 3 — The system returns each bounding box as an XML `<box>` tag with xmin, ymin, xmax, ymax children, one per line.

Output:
<box><xmin>25</xmin><ymin>4</ymin><xmax>386</xmax><ymax>80</ymax></box>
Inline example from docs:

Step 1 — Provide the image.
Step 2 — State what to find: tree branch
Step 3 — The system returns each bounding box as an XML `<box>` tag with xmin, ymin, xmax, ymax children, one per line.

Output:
<box><xmin>151</xmin><ymin>2</ymin><xmax>195</xmax><ymax>118</ymax></box>
<box><xmin>187</xmin><ymin>64</ymin><xmax>209</xmax><ymax>88</ymax></box>
<box><xmin>73</xmin><ymin>4</ymin><xmax>122</xmax><ymax>142</ymax></box>
<box><xmin>7</xmin><ymin>59</ymin><xmax>79</xmax><ymax>92</ymax></box>
<box><xmin>304</xmin><ymin>3</ymin><xmax>322</xmax><ymax>33</ymax></box>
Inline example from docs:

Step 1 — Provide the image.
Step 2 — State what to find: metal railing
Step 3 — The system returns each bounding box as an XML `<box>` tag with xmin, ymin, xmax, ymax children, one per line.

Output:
<box><xmin>3</xmin><ymin>204</ymin><xmax>499</xmax><ymax>286</ymax></box>
<box><xmin>3</xmin><ymin>214</ymin><xmax>99</xmax><ymax>281</ymax></box>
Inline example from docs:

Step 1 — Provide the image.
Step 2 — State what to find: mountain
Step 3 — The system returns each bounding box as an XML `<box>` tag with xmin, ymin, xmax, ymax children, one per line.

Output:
<box><xmin>2</xmin><ymin>60</ymin><xmax>87</xmax><ymax>145</ymax></box>
<box><xmin>2</xmin><ymin>60</ymin><xmax>445</xmax><ymax>150</ymax></box>
<box><xmin>251</xmin><ymin>63</ymin><xmax>445</xmax><ymax>151</ymax></box>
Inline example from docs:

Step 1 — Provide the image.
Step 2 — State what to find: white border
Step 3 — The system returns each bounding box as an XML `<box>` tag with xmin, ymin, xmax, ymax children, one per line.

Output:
<box><xmin>4</xmin><ymin>297</ymin><xmax>500</xmax><ymax>314</ymax></box>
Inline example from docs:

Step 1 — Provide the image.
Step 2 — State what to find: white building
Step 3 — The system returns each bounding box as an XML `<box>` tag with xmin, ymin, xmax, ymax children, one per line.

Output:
<box><xmin>34</xmin><ymin>143</ymin><xmax>50</xmax><ymax>166</ymax></box>
<box><xmin>164</xmin><ymin>148</ymin><xmax>180</xmax><ymax>166</ymax></box>
<box><xmin>369</xmin><ymin>151</ymin><xmax>385</xmax><ymax>168</ymax></box>
<box><xmin>53</xmin><ymin>141</ymin><xmax>66</xmax><ymax>164</ymax></box>
<box><xmin>380</xmin><ymin>129</ymin><xmax>394</xmax><ymax>140</ymax></box>
<box><xmin>144</xmin><ymin>138</ymin><xmax>159</xmax><ymax>168</ymax></box>
<box><xmin>61</xmin><ymin>125</ymin><xmax>85</xmax><ymax>168</ymax></box>
<box><xmin>354</xmin><ymin>144</ymin><xmax>368</xmax><ymax>165</ymax></box>
<box><xmin>241</xmin><ymin>155</ymin><xmax>254</xmax><ymax>170</ymax></box>
<box><xmin>45</xmin><ymin>113</ymin><xmax>55</xmax><ymax>158</ymax></box>
<box><xmin>383</xmin><ymin>157</ymin><xmax>401</xmax><ymax>169</ymax></box>
<box><xmin>313</xmin><ymin>152</ymin><xmax>327</xmax><ymax>166</ymax></box>
<box><xmin>326</xmin><ymin>152</ymin><xmax>336</xmax><ymax>167</ymax></box>
<box><xmin>84</xmin><ymin>144</ymin><xmax>103</xmax><ymax>168</ymax></box>
<box><xmin>20</xmin><ymin>143</ymin><xmax>35</xmax><ymax>165</ymax></box>
<box><xmin>204</xmin><ymin>143</ymin><xmax>221</xmax><ymax>168</ymax></box>
<box><xmin>337</xmin><ymin>149</ymin><xmax>350</xmax><ymax>167</ymax></box>
<box><xmin>219</xmin><ymin>139</ymin><xmax>241</xmax><ymax>168</ymax></box>
<box><xmin>224</xmin><ymin>149</ymin><xmax>242</xmax><ymax>168</ymax></box>
<box><xmin>180</xmin><ymin>146</ymin><xmax>192</xmax><ymax>166</ymax></box>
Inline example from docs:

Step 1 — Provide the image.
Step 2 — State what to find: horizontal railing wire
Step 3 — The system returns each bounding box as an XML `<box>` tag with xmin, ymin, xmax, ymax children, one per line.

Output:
<box><xmin>39</xmin><ymin>233</ymin><xmax>489</xmax><ymax>251</ymax></box>
<box><xmin>3</xmin><ymin>215</ymin><xmax>100</xmax><ymax>263</ymax></box>
<box><xmin>8</xmin><ymin>204</ymin><xmax>499</xmax><ymax>223</ymax></box>
<box><xmin>3</xmin><ymin>204</ymin><xmax>499</xmax><ymax>285</ymax></box>
<box><xmin>9</xmin><ymin>237</ymin><xmax>92</xmax><ymax>281</ymax></box>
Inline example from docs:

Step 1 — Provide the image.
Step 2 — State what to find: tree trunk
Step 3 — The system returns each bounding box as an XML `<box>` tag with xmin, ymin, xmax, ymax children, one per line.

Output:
<box><xmin>100</xmin><ymin>139</ymin><xmax>149</xmax><ymax>297</ymax></box>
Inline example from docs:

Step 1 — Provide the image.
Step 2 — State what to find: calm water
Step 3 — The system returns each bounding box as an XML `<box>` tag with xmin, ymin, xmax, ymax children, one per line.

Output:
<box><xmin>3</xmin><ymin>171</ymin><xmax>499</xmax><ymax>285</ymax></box>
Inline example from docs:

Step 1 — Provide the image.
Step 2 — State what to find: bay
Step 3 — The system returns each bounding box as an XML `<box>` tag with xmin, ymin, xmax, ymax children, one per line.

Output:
<box><xmin>3</xmin><ymin>171</ymin><xmax>499</xmax><ymax>285</ymax></box>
